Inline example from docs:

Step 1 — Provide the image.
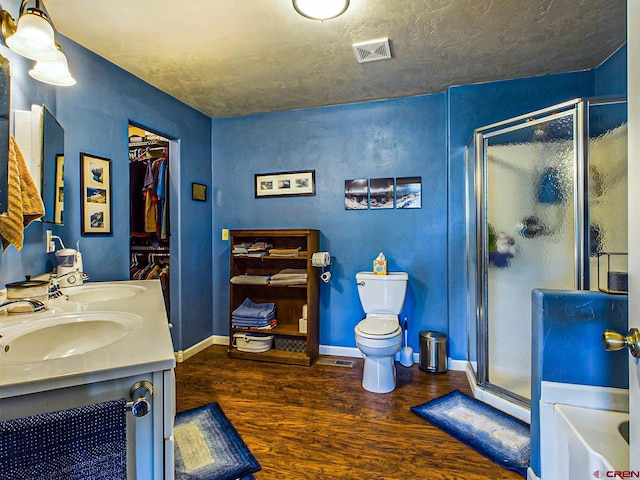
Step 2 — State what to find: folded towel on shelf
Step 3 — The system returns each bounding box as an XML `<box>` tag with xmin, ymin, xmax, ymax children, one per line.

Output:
<box><xmin>270</xmin><ymin>269</ymin><xmax>308</xmax><ymax>279</ymax></box>
<box><xmin>247</xmin><ymin>240</ymin><xmax>272</xmax><ymax>252</ymax></box>
<box><xmin>232</xmin><ymin>313</ymin><xmax>276</xmax><ymax>324</ymax></box>
<box><xmin>232</xmin><ymin>312</ymin><xmax>275</xmax><ymax>322</ymax></box>
<box><xmin>269</xmin><ymin>278</ymin><xmax>307</xmax><ymax>286</ymax></box>
<box><xmin>268</xmin><ymin>247</ymin><xmax>302</xmax><ymax>257</ymax></box>
<box><xmin>232</xmin><ymin>298</ymin><xmax>276</xmax><ymax>319</ymax></box>
<box><xmin>231</xmin><ymin>318</ymin><xmax>277</xmax><ymax>329</ymax></box>
<box><xmin>236</xmin><ymin>319</ymin><xmax>278</xmax><ymax>330</ymax></box>
<box><xmin>230</xmin><ymin>275</ymin><xmax>272</xmax><ymax>285</ymax></box>
<box><xmin>269</xmin><ymin>268</ymin><xmax>307</xmax><ymax>285</ymax></box>
<box><xmin>0</xmin><ymin>135</ymin><xmax>45</xmax><ymax>252</ymax></box>
<box><xmin>0</xmin><ymin>398</ymin><xmax>127</xmax><ymax>480</ymax></box>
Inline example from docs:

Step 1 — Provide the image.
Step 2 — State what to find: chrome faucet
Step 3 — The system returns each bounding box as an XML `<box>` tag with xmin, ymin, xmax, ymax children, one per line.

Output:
<box><xmin>0</xmin><ymin>299</ymin><xmax>47</xmax><ymax>313</ymax></box>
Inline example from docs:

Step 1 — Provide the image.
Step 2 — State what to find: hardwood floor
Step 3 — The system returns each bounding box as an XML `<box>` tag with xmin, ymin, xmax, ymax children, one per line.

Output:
<box><xmin>175</xmin><ymin>345</ymin><xmax>524</xmax><ymax>480</ymax></box>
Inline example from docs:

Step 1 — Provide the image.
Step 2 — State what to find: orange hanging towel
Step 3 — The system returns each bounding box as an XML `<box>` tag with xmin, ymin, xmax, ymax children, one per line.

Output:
<box><xmin>0</xmin><ymin>135</ymin><xmax>45</xmax><ymax>252</ymax></box>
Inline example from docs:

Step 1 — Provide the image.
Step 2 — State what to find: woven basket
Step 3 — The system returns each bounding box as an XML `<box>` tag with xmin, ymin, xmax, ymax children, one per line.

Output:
<box><xmin>274</xmin><ymin>336</ymin><xmax>306</xmax><ymax>353</ymax></box>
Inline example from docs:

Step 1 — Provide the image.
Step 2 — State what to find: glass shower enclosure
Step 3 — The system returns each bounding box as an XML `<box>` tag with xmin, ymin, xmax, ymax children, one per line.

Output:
<box><xmin>466</xmin><ymin>97</ymin><xmax>627</xmax><ymax>408</ymax></box>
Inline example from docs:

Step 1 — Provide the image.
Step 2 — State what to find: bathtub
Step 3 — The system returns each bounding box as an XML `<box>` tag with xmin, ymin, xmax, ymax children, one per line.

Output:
<box><xmin>538</xmin><ymin>381</ymin><xmax>629</xmax><ymax>480</ymax></box>
<box><xmin>553</xmin><ymin>404</ymin><xmax>628</xmax><ymax>477</ymax></box>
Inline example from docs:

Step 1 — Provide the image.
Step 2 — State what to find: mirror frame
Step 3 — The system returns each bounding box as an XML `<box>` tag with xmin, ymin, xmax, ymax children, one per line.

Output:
<box><xmin>40</xmin><ymin>105</ymin><xmax>64</xmax><ymax>225</ymax></box>
<box><xmin>0</xmin><ymin>54</ymin><xmax>9</xmax><ymax>215</ymax></box>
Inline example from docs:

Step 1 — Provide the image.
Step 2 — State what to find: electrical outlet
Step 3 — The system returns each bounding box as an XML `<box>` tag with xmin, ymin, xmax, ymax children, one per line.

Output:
<box><xmin>45</xmin><ymin>230</ymin><xmax>55</xmax><ymax>253</ymax></box>
<box><xmin>221</xmin><ymin>229</ymin><xmax>229</xmax><ymax>241</ymax></box>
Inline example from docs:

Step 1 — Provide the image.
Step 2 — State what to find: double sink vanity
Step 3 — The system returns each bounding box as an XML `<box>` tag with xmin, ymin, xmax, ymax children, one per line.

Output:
<box><xmin>0</xmin><ymin>280</ymin><xmax>176</xmax><ymax>479</ymax></box>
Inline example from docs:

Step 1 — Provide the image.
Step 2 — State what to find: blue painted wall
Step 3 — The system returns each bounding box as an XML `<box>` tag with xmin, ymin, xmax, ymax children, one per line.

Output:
<box><xmin>0</xmin><ymin>0</ymin><xmax>213</xmax><ymax>351</ymax></box>
<box><xmin>529</xmin><ymin>289</ymin><xmax>628</xmax><ymax>477</ymax></box>
<box><xmin>211</xmin><ymin>96</ymin><xmax>448</xmax><ymax>349</ymax></box>
<box><xmin>595</xmin><ymin>44</ymin><xmax>627</xmax><ymax>97</ymax></box>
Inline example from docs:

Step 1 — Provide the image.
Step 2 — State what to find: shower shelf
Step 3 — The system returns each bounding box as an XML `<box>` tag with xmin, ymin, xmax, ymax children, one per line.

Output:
<box><xmin>597</xmin><ymin>252</ymin><xmax>628</xmax><ymax>295</ymax></box>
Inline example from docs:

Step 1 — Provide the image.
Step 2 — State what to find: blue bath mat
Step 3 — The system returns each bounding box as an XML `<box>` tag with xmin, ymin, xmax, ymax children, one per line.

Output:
<box><xmin>174</xmin><ymin>403</ymin><xmax>260</xmax><ymax>480</ymax></box>
<box><xmin>411</xmin><ymin>390</ymin><xmax>529</xmax><ymax>476</ymax></box>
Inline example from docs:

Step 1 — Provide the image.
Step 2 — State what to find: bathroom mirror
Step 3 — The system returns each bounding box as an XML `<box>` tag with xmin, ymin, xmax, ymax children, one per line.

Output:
<box><xmin>41</xmin><ymin>106</ymin><xmax>64</xmax><ymax>224</ymax></box>
<box><xmin>0</xmin><ymin>54</ymin><xmax>9</xmax><ymax>215</ymax></box>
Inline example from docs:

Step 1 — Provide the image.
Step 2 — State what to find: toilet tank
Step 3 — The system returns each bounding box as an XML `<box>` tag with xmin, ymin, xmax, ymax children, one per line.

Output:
<box><xmin>356</xmin><ymin>271</ymin><xmax>408</xmax><ymax>315</ymax></box>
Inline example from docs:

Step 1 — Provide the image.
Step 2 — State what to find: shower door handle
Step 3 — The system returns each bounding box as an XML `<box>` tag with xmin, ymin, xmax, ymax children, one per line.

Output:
<box><xmin>603</xmin><ymin>328</ymin><xmax>640</xmax><ymax>358</ymax></box>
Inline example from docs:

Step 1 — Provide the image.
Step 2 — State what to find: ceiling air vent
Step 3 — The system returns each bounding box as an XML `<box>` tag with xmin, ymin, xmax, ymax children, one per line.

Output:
<box><xmin>353</xmin><ymin>38</ymin><xmax>392</xmax><ymax>63</ymax></box>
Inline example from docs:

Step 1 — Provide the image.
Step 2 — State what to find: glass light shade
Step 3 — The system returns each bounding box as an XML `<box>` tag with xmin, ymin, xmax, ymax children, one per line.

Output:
<box><xmin>29</xmin><ymin>50</ymin><xmax>76</xmax><ymax>86</ymax></box>
<box><xmin>6</xmin><ymin>9</ymin><xmax>59</xmax><ymax>61</ymax></box>
<box><xmin>293</xmin><ymin>0</ymin><xmax>349</xmax><ymax>20</ymax></box>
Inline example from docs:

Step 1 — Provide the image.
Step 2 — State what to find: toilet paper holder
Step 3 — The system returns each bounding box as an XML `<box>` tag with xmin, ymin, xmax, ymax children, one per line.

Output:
<box><xmin>312</xmin><ymin>251</ymin><xmax>332</xmax><ymax>283</ymax></box>
<box><xmin>311</xmin><ymin>251</ymin><xmax>331</xmax><ymax>267</ymax></box>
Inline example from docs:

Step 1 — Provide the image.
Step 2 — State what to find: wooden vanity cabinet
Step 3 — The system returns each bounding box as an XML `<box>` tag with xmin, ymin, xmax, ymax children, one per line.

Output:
<box><xmin>228</xmin><ymin>229</ymin><xmax>319</xmax><ymax>366</ymax></box>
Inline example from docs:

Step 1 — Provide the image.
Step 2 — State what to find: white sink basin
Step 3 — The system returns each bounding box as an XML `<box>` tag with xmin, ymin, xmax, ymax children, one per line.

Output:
<box><xmin>64</xmin><ymin>284</ymin><xmax>146</xmax><ymax>303</ymax></box>
<box><xmin>0</xmin><ymin>312</ymin><xmax>142</xmax><ymax>362</ymax></box>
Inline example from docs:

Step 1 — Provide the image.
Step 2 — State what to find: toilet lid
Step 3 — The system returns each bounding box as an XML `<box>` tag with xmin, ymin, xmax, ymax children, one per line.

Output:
<box><xmin>357</xmin><ymin>315</ymin><xmax>400</xmax><ymax>336</ymax></box>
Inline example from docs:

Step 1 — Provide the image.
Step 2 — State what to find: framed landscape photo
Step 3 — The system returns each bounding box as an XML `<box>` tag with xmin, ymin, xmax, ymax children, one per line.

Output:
<box><xmin>369</xmin><ymin>177</ymin><xmax>394</xmax><ymax>209</ymax></box>
<box><xmin>255</xmin><ymin>170</ymin><xmax>315</xmax><ymax>198</ymax></box>
<box><xmin>396</xmin><ymin>176</ymin><xmax>422</xmax><ymax>209</ymax></box>
<box><xmin>344</xmin><ymin>179</ymin><xmax>368</xmax><ymax>210</ymax></box>
<box><xmin>80</xmin><ymin>152</ymin><xmax>112</xmax><ymax>235</ymax></box>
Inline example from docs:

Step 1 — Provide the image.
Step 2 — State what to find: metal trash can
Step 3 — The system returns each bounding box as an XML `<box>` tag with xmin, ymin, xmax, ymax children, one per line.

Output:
<box><xmin>419</xmin><ymin>330</ymin><xmax>447</xmax><ymax>373</ymax></box>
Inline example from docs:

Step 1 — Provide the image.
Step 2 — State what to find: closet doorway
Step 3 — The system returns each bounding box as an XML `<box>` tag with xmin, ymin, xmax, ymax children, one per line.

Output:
<box><xmin>129</xmin><ymin>124</ymin><xmax>170</xmax><ymax>317</ymax></box>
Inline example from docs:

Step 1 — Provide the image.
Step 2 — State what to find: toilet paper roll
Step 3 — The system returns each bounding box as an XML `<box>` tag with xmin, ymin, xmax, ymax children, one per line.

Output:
<box><xmin>312</xmin><ymin>252</ymin><xmax>331</xmax><ymax>267</ymax></box>
<box><xmin>299</xmin><ymin>317</ymin><xmax>308</xmax><ymax>334</ymax></box>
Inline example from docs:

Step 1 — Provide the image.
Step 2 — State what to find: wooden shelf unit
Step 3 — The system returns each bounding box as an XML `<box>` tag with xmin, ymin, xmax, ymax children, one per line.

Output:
<box><xmin>228</xmin><ymin>229</ymin><xmax>320</xmax><ymax>366</ymax></box>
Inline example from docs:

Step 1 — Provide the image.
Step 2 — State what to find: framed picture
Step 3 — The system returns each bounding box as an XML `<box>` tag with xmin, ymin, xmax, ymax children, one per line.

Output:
<box><xmin>369</xmin><ymin>177</ymin><xmax>394</xmax><ymax>209</ymax></box>
<box><xmin>192</xmin><ymin>182</ymin><xmax>207</xmax><ymax>201</ymax></box>
<box><xmin>80</xmin><ymin>152</ymin><xmax>112</xmax><ymax>235</ymax></box>
<box><xmin>54</xmin><ymin>154</ymin><xmax>64</xmax><ymax>224</ymax></box>
<box><xmin>255</xmin><ymin>170</ymin><xmax>315</xmax><ymax>198</ymax></box>
<box><xmin>344</xmin><ymin>179</ymin><xmax>368</xmax><ymax>210</ymax></box>
<box><xmin>396</xmin><ymin>176</ymin><xmax>422</xmax><ymax>209</ymax></box>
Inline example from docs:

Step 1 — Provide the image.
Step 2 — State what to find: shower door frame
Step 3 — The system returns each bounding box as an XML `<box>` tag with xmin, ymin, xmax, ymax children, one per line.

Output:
<box><xmin>468</xmin><ymin>98</ymin><xmax>591</xmax><ymax>408</ymax></box>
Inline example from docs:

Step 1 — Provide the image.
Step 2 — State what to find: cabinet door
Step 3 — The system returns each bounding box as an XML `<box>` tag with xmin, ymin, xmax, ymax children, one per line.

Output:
<box><xmin>0</xmin><ymin>372</ymin><xmax>169</xmax><ymax>479</ymax></box>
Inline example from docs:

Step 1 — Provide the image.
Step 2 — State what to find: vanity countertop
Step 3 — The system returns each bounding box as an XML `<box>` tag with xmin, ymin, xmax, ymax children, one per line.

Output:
<box><xmin>0</xmin><ymin>279</ymin><xmax>175</xmax><ymax>399</ymax></box>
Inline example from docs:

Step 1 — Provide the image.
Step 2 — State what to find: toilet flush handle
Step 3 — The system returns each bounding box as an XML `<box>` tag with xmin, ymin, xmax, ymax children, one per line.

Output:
<box><xmin>603</xmin><ymin>328</ymin><xmax>640</xmax><ymax>358</ymax></box>
<box><xmin>356</xmin><ymin>281</ymin><xmax>365</xmax><ymax>286</ymax></box>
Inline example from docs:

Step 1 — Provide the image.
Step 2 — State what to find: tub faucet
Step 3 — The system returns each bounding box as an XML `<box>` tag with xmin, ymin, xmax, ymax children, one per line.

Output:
<box><xmin>0</xmin><ymin>299</ymin><xmax>47</xmax><ymax>314</ymax></box>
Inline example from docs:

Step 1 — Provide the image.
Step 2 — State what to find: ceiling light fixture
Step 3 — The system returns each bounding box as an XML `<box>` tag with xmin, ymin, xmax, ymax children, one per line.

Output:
<box><xmin>293</xmin><ymin>0</ymin><xmax>349</xmax><ymax>21</ymax></box>
<box><xmin>0</xmin><ymin>0</ymin><xmax>75</xmax><ymax>86</ymax></box>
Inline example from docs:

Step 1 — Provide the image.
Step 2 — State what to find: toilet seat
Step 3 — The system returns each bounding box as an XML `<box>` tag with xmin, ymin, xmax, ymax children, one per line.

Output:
<box><xmin>356</xmin><ymin>315</ymin><xmax>401</xmax><ymax>339</ymax></box>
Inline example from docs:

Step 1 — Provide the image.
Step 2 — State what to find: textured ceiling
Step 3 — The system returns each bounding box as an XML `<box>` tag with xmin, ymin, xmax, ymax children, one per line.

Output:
<box><xmin>43</xmin><ymin>0</ymin><xmax>626</xmax><ymax>118</ymax></box>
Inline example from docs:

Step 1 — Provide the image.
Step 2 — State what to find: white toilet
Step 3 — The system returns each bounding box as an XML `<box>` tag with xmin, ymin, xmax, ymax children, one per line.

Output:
<box><xmin>354</xmin><ymin>271</ymin><xmax>408</xmax><ymax>393</ymax></box>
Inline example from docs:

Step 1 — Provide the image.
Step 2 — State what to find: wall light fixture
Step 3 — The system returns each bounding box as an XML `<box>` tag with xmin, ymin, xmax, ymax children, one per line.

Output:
<box><xmin>29</xmin><ymin>46</ymin><xmax>75</xmax><ymax>86</ymax></box>
<box><xmin>0</xmin><ymin>0</ymin><xmax>75</xmax><ymax>86</ymax></box>
<box><xmin>293</xmin><ymin>0</ymin><xmax>349</xmax><ymax>20</ymax></box>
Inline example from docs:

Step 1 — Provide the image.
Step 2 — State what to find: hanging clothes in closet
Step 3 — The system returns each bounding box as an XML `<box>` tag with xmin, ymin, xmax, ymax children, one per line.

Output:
<box><xmin>129</xmin><ymin>130</ymin><xmax>171</xmax><ymax>319</ymax></box>
<box><xmin>130</xmin><ymin>251</ymin><xmax>170</xmax><ymax>314</ymax></box>
<box><xmin>130</xmin><ymin>145</ymin><xmax>169</xmax><ymax>246</ymax></box>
